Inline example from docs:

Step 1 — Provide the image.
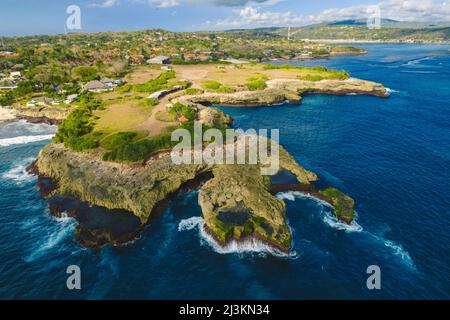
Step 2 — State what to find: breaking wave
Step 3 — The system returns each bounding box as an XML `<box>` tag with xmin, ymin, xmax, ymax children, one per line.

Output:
<box><xmin>323</xmin><ymin>210</ymin><xmax>363</xmax><ymax>233</ymax></box>
<box><xmin>24</xmin><ymin>213</ymin><xmax>76</xmax><ymax>263</ymax></box>
<box><xmin>386</xmin><ymin>87</ymin><xmax>400</xmax><ymax>93</ymax></box>
<box><xmin>0</xmin><ymin>134</ymin><xmax>54</xmax><ymax>147</ymax></box>
<box><xmin>1</xmin><ymin>157</ymin><xmax>36</xmax><ymax>183</ymax></box>
<box><xmin>276</xmin><ymin>191</ymin><xmax>363</xmax><ymax>233</ymax></box>
<box><xmin>178</xmin><ymin>216</ymin><xmax>294</xmax><ymax>258</ymax></box>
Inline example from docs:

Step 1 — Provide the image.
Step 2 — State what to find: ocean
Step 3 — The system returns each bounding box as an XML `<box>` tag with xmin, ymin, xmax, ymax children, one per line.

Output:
<box><xmin>0</xmin><ymin>44</ymin><xmax>449</xmax><ymax>299</ymax></box>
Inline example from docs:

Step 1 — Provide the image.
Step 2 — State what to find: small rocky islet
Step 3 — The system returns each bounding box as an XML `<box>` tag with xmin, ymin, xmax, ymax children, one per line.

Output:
<box><xmin>26</xmin><ymin>75</ymin><xmax>388</xmax><ymax>253</ymax></box>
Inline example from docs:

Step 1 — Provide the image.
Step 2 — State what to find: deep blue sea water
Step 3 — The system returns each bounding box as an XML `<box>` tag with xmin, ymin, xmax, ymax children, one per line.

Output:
<box><xmin>0</xmin><ymin>44</ymin><xmax>449</xmax><ymax>299</ymax></box>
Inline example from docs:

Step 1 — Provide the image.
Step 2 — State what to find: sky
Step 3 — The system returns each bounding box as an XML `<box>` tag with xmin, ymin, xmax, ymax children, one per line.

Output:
<box><xmin>0</xmin><ymin>0</ymin><xmax>449</xmax><ymax>36</ymax></box>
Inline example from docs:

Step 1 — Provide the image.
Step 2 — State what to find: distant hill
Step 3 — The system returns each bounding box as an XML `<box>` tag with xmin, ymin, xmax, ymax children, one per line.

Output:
<box><xmin>231</xmin><ymin>20</ymin><xmax>450</xmax><ymax>43</ymax></box>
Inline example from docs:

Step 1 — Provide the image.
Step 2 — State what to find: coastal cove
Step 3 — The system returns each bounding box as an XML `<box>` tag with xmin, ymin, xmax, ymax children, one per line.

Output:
<box><xmin>0</xmin><ymin>44</ymin><xmax>449</xmax><ymax>299</ymax></box>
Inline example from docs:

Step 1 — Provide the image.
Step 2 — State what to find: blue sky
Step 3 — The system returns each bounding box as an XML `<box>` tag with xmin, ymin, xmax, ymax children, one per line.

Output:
<box><xmin>1</xmin><ymin>0</ymin><xmax>449</xmax><ymax>36</ymax></box>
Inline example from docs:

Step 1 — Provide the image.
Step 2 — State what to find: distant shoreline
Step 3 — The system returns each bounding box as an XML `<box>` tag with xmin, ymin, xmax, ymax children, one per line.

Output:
<box><xmin>308</xmin><ymin>39</ymin><xmax>450</xmax><ymax>45</ymax></box>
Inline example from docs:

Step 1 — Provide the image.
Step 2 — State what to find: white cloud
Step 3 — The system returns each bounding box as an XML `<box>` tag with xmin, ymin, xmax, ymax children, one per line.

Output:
<box><xmin>212</xmin><ymin>6</ymin><xmax>304</xmax><ymax>28</ymax></box>
<box><xmin>91</xmin><ymin>0</ymin><xmax>279</xmax><ymax>9</ymax></box>
<box><xmin>89</xmin><ymin>0</ymin><xmax>120</xmax><ymax>8</ymax></box>
<box><xmin>208</xmin><ymin>0</ymin><xmax>450</xmax><ymax>29</ymax></box>
<box><xmin>153</xmin><ymin>0</ymin><xmax>181</xmax><ymax>7</ymax></box>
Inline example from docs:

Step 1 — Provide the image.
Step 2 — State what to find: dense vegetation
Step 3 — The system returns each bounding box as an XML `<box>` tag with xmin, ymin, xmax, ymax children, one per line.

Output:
<box><xmin>53</xmin><ymin>93</ymin><xmax>103</xmax><ymax>151</ymax></box>
<box><xmin>245</xmin><ymin>75</ymin><xmax>268</xmax><ymax>91</ymax></box>
<box><xmin>264</xmin><ymin>64</ymin><xmax>349</xmax><ymax>81</ymax></box>
<box><xmin>133</xmin><ymin>71</ymin><xmax>176</xmax><ymax>93</ymax></box>
<box><xmin>202</xmin><ymin>80</ymin><xmax>235</xmax><ymax>93</ymax></box>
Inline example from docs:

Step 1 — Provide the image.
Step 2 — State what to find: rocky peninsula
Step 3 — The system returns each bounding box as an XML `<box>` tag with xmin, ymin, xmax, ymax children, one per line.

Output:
<box><xmin>29</xmin><ymin>64</ymin><xmax>387</xmax><ymax>253</ymax></box>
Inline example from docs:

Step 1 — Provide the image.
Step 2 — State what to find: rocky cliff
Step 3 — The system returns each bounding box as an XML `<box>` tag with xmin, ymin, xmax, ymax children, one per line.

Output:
<box><xmin>34</xmin><ymin>140</ymin><xmax>338</xmax><ymax>252</ymax></box>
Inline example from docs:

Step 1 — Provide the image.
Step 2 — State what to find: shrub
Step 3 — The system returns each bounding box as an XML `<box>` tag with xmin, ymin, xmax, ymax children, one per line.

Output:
<box><xmin>301</xmin><ymin>74</ymin><xmax>324</xmax><ymax>82</ymax></box>
<box><xmin>53</xmin><ymin>95</ymin><xmax>102</xmax><ymax>151</ymax></box>
<box><xmin>184</xmin><ymin>88</ymin><xmax>204</xmax><ymax>95</ymax></box>
<box><xmin>202</xmin><ymin>80</ymin><xmax>222</xmax><ymax>91</ymax></box>
<box><xmin>103</xmin><ymin>133</ymin><xmax>174</xmax><ymax>162</ymax></box>
<box><xmin>169</xmin><ymin>102</ymin><xmax>196</xmax><ymax>121</ymax></box>
<box><xmin>215</xmin><ymin>86</ymin><xmax>235</xmax><ymax>93</ymax></box>
<box><xmin>65</xmin><ymin>135</ymin><xmax>98</xmax><ymax>151</ymax></box>
<box><xmin>245</xmin><ymin>78</ymin><xmax>267</xmax><ymax>91</ymax></box>
<box><xmin>133</xmin><ymin>71</ymin><xmax>176</xmax><ymax>93</ymax></box>
<box><xmin>143</xmin><ymin>98</ymin><xmax>159</xmax><ymax>107</ymax></box>
<box><xmin>100</xmin><ymin>131</ymin><xmax>138</xmax><ymax>150</ymax></box>
<box><xmin>116</xmin><ymin>83</ymin><xmax>132</xmax><ymax>93</ymax></box>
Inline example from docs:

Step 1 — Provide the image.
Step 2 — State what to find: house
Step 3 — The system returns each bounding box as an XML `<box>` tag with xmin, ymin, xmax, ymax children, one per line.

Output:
<box><xmin>178</xmin><ymin>116</ymin><xmax>189</xmax><ymax>123</ymax></box>
<box><xmin>101</xmin><ymin>77</ymin><xmax>125</xmax><ymax>89</ymax></box>
<box><xmin>0</xmin><ymin>79</ymin><xmax>18</xmax><ymax>90</ymax></box>
<box><xmin>26</xmin><ymin>100</ymin><xmax>37</xmax><ymax>107</ymax></box>
<box><xmin>64</xmin><ymin>94</ymin><xmax>79</xmax><ymax>104</ymax></box>
<box><xmin>147</xmin><ymin>56</ymin><xmax>171</xmax><ymax>65</ymax></box>
<box><xmin>129</xmin><ymin>54</ymin><xmax>145</xmax><ymax>64</ymax></box>
<box><xmin>10</xmin><ymin>71</ymin><xmax>21</xmax><ymax>78</ymax></box>
<box><xmin>198</xmin><ymin>54</ymin><xmax>211</xmax><ymax>61</ymax></box>
<box><xmin>0</xmin><ymin>51</ymin><xmax>19</xmax><ymax>58</ymax></box>
<box><xmin>27</xmin><ymin>97</ymin><xmax>61</xmax><ymax>107</ymax></box>
<box><xmin>161</xmin><ymin>66</ymin><xmax>172</xmax><ymax>71</ymax></box>
<box><xmin>184</xmin><ymin>53</ymin><xmax>196</xmax><ymax>61</ymax></box>
<box><xmin>84</xmin><ymin>80</ymin><xmax>111</xmax><ymax>93</ymax></box>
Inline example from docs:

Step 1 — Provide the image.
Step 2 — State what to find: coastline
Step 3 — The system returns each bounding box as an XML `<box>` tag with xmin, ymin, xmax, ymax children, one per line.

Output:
<box><xmin>309</xmin><ymin>39</ymin><xmax>450</xmax><ymax>44</ymax></box>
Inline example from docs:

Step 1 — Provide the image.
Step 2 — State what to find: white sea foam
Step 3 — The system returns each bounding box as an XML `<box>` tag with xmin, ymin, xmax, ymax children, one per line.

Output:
<box><xmin>277</xmin><ymin>191</ymin><xmax>334</xmax><ymax>208</ymax></box>
<box><xmin>178</xmin><ymin>216</ymin><xmax>204</xmax><ymax>232</ymax></box>
<box><xmin>1</xmin><ymin>157</ymin><xmax>36</xmax><ymax>183</ymax></box>
<box><xmin>323</xmin><ymin>211</ymin><xmax>363</xmax><ymax>233</ymax></box>
<box><xmin>0</xmin><ymin>134</ymin><xmax>54</xmax><ymax>147</ymax></box>
<box><xmin>403</xmin><ymin>56</ymin><xmax>430</xmax><ymax>66</ymax></box>
<box><xmin>178</xmin><ymin>216</ymin><xmax>294</xmax><ymax>258</ymax></box>
<box><xmin>54</xmin><ymin>212</ymin><xmax>72</xmax><ymax>223</ymax></box>
<box><xmin>276</xmin><ymin>191</ymin><xmax>363</xmax><ymax>233</ymax></box>
<box><xmin>384</xmin><ymin>239</ymin><xmax>416</xmax><ymax>270</ymax></box>
<box><xmin>386</xmin><ymin>87</ymin><xmax>400</xmax><ymax>93</ymax></box>
<box><xmin>25</xmin><ymin>216</ymin><xmax>76</xmax><ymax>262</ymax></box>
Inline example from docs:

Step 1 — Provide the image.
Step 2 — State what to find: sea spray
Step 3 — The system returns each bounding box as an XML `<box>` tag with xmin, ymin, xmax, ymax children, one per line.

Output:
<box><xmin>1</xmin><ymin>157</ymin><xmax>36</xmax><ymax>183</ymax></box>
<box><xmin>383</xmin><ymin>239</ymin><xmax>416</xmax><ymax>271</ymax></box>
<box><xmin>178</xmin><ymin>217</ymin><xmax>295</xmax><ymax>258</ymax></box>
<box><xmin>0</xmin><ymin>134</ymin><xmax>55</xmax><ymax>147</ymax></box>
<box><xmin>24</xmin><ymin>213</ymin><xmax>77</xmax><ymax>263</ymax></box>
<box><xmin>276</xmin><ymin>191</ymin><xmax>363</xmax><ymax>233</ymax></box>
<box><xmin>386</xmin><ymin>87</ymin><xmax>400</xmax><ymax>93</ymax></box>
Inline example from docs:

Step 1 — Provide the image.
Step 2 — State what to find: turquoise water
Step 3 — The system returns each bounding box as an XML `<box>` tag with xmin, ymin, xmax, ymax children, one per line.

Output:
<box><xmin>0</xmin><ymin>44</ymin><xmax>449</xmax><ymax>299</ymax></box>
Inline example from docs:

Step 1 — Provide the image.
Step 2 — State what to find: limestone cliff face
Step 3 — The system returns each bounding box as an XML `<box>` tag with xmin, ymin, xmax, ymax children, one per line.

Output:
<box><xmin>198</xmin><ymin>106</ymin><xmax>233</xmax><ymax>128</ymax></box>
<box><xmin>176</xmin><ymin>88</ymin><xmax>301</xmax><ymax>107</ymax></box>
<box><xmin>13</xmin><ymin>105</ymin><xmax>72</xmax><ymax>124</ymax></box>
<box><xmin>198</xmin><ymin>147</ymin><xmax>318</xmax><ymax>251</ymax></box>
<box><xmin>34</xmin><ymin>141</ymin><xmax>319</xmax><ymax>251</ymax></box>
<box><xmin>171</xmin><ymin>78</ymin><xmax>388</xmax><ymax>108</ymax></box>
<box><xmin>35</xmin><ymin>143</ymin><xmax>210</xmax><ymax>223</ymax></box>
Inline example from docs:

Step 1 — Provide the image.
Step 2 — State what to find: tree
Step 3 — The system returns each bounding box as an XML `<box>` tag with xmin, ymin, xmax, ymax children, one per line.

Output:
<box><xmin>72</xmin><ymin>66</ymin><xmax>99</xmax><ymax>82</ymax></box>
